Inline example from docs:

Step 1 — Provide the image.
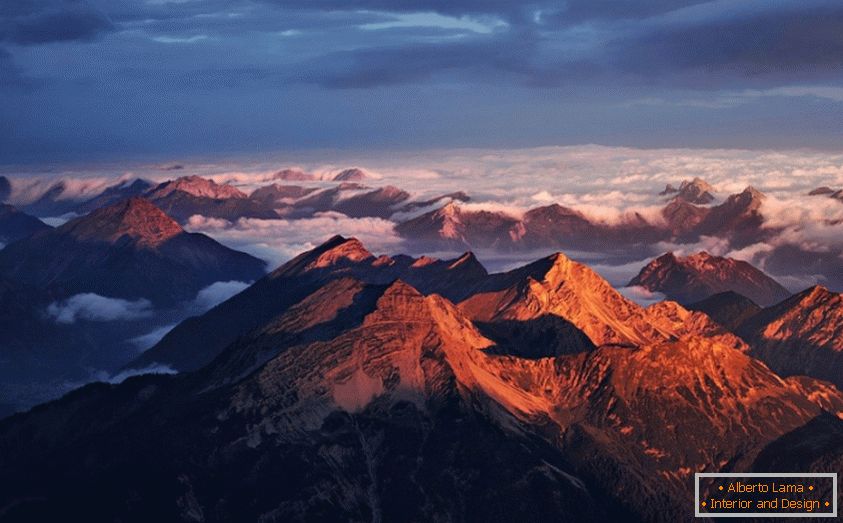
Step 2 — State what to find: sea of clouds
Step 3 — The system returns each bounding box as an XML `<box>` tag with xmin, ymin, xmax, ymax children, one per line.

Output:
<box><xmin>6</xmin><ymin>145</ymin><xmax>843</xmax><ymax>290</ymax></box>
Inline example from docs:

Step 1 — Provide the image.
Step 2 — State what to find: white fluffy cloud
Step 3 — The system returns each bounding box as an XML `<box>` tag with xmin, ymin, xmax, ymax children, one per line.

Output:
<box><xmin>186</xmin><ymin>212</ymin><xmax>404</xmax><ymax>269</ymax></box>
<box><xmin>47</xmin><ymin>294</ymin><xmax>154</xmax><ymax>324</ymax></box>
<box><xmin>191</xmin><ymin>280</ymin><xmax>250</xmax><ymax>312</ymax></box>
<box><xmin>618</xmin><ymin>286</ymin><xmax>668</xmax><ymax>306</ymax></box>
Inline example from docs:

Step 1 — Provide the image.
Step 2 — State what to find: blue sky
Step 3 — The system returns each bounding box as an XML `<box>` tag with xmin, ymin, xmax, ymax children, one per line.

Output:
<box><xmin>3</xmin><ymin>0</ymin><xmax>843</xmax><ymax>164</ymax></box>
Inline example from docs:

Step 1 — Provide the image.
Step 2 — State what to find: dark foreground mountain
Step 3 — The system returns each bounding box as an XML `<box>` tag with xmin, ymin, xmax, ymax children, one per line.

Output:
<box><xmin>738</xmin><ymin>286</ymin><xmax>843</xmax><ymax>390</ymax></box>
<box><xmin>0</xmin><ymin>198</ymin><xmax>265</xmax><ymax>305</ymax></box>
<box><xmin>629</xmin><ymin>251</ymin><xmax>790</xmax><ymax>306</ymax></box>
<box><xmin>131</xmin><ymin>235</ymin><xmax>489</xmax><ymax>371</ymax></box>
<box><xmin>0</xmin><ymin>177</ymin><xmax>10</xmax><ymax>202</ymax></box>
<box><xmin>2</xmin><ymin>238</ymin><xmax>842</xmax><ymax>522</ymax></box>
<box><xmin>0</xmin><ymin>204</ymin><xmax>50</xmax><ymax>244</ymax></box>
<box><xmin>686</xmin><ymin>291</ymin><xmax>762</xmax><ymax>331</ymax></box>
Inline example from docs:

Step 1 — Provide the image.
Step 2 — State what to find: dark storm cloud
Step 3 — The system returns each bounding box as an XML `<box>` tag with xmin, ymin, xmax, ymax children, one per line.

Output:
<box><xmin>288</xmin><ymin>1</ymin><xmax>843</xmax><ymax>89</ymax></box>
<box><xmin>612</xmin><ymin>4</ymin><xmax>843</xmax><ymax>82</ymax></box>
<box><xmin>0</xmin><ymin>0</ymin><xmax>113</xmax><ymax>45</ymax></box>
<box><xmin>4</xmin><ymin>0</ymin><xmax>843</xmax><ymax>162</ymax></box>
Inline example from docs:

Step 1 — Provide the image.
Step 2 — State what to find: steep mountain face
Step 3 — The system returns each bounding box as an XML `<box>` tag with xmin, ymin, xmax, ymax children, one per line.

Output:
<box><xmin>144</xmin><ymin>176</ymin><xmax>278</xmax><ymax>222</ymax></box>
<box><xmin>1</xmin><ymin>249</ymin><xmax>841</xmax><ymax>522</ymax></box>
<box><xmin>691</xmin><ymin>186</ymin><xmax>766</xmax><ymax>246</ymax></box>
<box><xmin>752</xmin><ymin>412</ymin><xmax>843</xmax><ymax>478</ymax></box>
<box><xmin>0</xmin><ymin>280</ymin><xmax>620</xmax><ymax>522</ymax></box>
<box><xmin>132</xmin><ymin>236</ymin><xmax>489</xmax><ymax>371</ymax></box>
<box><xmin>686</xmin><ymin>291</ymin><xmax>762</xmax><ymax>331</ymax></box>
<box><xmin>0</xmin><ymin>204</ymin><xmax>51</xmax><ymax>244</ymax></box>
<box><xmin>645</xmin><ymin>300</ymin><xmax>749</xmax><ymax>352</ymax></box>
<box><xmin>460</xmin><ymin>252</ymin><xmax>675</xmax><ymax>348</ymax></box>
<box><xmin>739</xmin><ymin>286</ymin><xmax>843</xmax><ymax>389</ymax></box>
<box><xmin>629</xmin><ymin>251</ymin><xmax>790</xmax><ymax>306</ymax></box>
<box><xmin>395</xmin><ymin>202</ymin><xmax>521</xmax><ymax>249</ymax></box>
<box><xmin>660</xmin><ymin>198</ymin><xmax>710</xmax><ymax>235</ymax></box>
<box><xmin>0</xmin><ymin>198</ymin><xmax>265</xmax><ymax>305</ymax></box>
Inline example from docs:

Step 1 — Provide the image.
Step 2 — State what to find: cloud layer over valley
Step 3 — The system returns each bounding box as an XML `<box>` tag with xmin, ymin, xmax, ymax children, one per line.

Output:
<box><xmin>5</xmin><ymin>145</ymin><xmax>843</xmax><ymax>290</ymax></box>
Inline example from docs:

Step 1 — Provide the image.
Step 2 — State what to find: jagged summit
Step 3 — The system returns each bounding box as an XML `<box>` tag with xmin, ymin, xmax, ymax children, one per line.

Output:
<box><xmin>147</xmin><ymin>175</ymin><xmax>247</xmax><ymax>200</ymax></box>
<box><xmin>735</xmin><ymin>185</ymin><xmax>766</xmax><ymax>206</ymax></box>
<box><xmin>447</xmin><ymin>251</ymin><xmax>484</xmax><ymax>272</ymax></box>
<box><xmin>659</xmin><ymin>183</ymin><xmax>677</xmax><ymax>195</ymax></box>
<box><xmin>62</xmin><ymin>197</ymin><xmax>182</xmax><ymax>247</ymax></box>
<box><xmin>674</xmin><ymin>177</ymin><xmax>716</xmax><ymax>204</ymax></box>
<box><xmin>629</xmin><ymin>250</ymin><xmax>789</xmax><ymax>306</ymax></box>
<box><xmin>460</xmin><ymin>250</ymin><xmax>671</xmax><ymax>347</ymax></box>
<box><xmin>271</xmin><ymin>235</ymin><xmax>374</xmax><ymax>278</ymax></box>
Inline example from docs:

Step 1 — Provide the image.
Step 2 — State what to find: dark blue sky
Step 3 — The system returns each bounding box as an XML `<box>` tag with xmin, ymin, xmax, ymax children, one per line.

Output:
<box><xmin>2</xmin><ymin>0</ymin><xmax>843</xmax><ymax>164</ymax></box>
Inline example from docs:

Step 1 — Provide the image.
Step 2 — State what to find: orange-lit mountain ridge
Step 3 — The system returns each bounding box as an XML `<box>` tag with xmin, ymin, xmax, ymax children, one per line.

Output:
<box><xmin>1</xmin><ymin>237</ymin><xmax>842</xmax><ymax>522</ymax></box>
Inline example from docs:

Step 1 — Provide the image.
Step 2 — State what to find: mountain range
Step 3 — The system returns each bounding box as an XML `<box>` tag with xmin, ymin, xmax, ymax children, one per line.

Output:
<box><xmin>2</xmin><ymin>237</ymin><xmax>840</xmax><ymax>522</ymax></box>
<box><xmin>0</xmin><ymin>198</ymin><xmax>265</xmax><ymax>306</ymax></box>
<box><xmin>5</xmin><ymin>173</ymin><xmax>840</xmax><ymax>291</ymax></box>
<box><xmin>395</xmin><ymin>185</ymin><xmax>768</xmax><ymax>255</ymax></box>
<box><xmin>0</xmin><ymin>198</ymin><xmax>271</xmax><ymax>418</ymax></box>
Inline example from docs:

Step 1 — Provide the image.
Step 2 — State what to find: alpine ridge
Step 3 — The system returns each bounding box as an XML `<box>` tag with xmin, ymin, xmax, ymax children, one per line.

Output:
<box><xmin>739</xmin><ymin>285</ymin><xmax>843</xmax><ymax>389</ymax></box>
<box><xmin>1</xmin><ymin>238</ymin><xmax>842</xmax><ymax>523</ymax></box>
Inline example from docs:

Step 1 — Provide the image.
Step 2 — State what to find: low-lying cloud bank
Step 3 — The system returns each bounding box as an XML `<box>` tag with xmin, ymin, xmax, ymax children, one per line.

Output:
<box><xmin>186</xmin><ymin>212</ymin><xmax>404</xmax><ymax>270</ymax></box>
<box><xmin>191</xmin><ymin>280</ymin><xmax>250</xmax><ymax>313</ymax></box>
<box><xmin>47</xmin><ymin>294</ymin><xmax>154</xmax><ymax>324</ymax></box>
